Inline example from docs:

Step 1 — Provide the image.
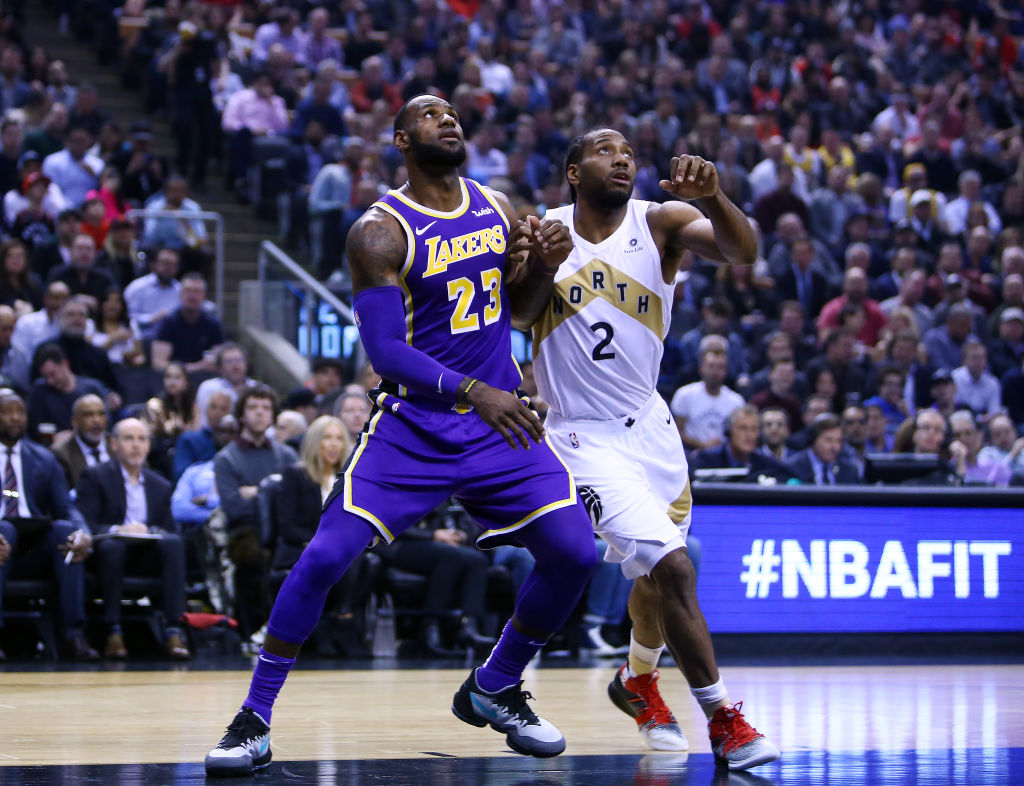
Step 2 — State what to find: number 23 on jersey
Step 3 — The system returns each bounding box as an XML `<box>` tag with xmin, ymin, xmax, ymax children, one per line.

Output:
<box><xmin>447</xmin><ymin>268</ymin><xmax>502</xmax><ymax>334</ymax></box>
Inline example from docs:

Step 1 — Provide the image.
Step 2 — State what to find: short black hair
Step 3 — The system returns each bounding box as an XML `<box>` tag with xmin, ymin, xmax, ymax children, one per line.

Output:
<box><xmin>394</xmin><ymin>97</ymin><xmax>416</xmax><ymax>135</ymax></box>
<box><xmin>564</xmin><ymin>133</ymin><xmax>587</xmax><ymax>202</ymax></box>
<box><xmin>35</xmin><ymin>342</ymin><xmax>68</xmax><ymax>368</ymax></box>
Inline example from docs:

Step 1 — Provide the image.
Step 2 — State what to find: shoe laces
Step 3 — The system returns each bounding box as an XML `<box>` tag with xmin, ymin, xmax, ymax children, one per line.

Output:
<box><xmin>626</xmin><ymin>671</ymin><xmax>676</xmax><ymax>729</ymax></box>
<box><xmin>709</xmin><ymin>701</ymin><xmax>762</xmax><ymax>754</ymax></box>
<box><xmin>493</xmin><ymin>684</ymin><xmax>541</xmax><ymax>726</ymax></box>
<box><xmin>221</xmin><ymin>708</ymin><xmax>267</xmax><ymax>746</ymax></box>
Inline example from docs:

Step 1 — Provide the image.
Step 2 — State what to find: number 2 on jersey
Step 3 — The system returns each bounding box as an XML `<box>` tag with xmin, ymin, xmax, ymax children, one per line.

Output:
<box><xmin>447</xmin><ymin>268</ymin><xmax>502</xmax><ymax>335</ymax></box>
<box><xmin>590</xmin><ymin>321</ymin><xmax>616</xmax><ymax>360</ymax></box>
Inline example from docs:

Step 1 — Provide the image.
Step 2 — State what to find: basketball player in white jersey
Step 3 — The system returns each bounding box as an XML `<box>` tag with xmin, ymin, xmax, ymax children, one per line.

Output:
<box><xmin>522</xmin><ymin>129</ymin><xmax>779</xmax><ymax>771</ymax></box>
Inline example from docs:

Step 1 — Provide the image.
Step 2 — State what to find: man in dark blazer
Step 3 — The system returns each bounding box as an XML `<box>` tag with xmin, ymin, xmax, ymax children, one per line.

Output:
<box><xmin>785</xmin><ymin>413</ymin><xmax>862</xmax><ymax>485</ymax></box>
<box><xmin>0</xmin><ymin>390</ymin><xmax>97</xmax><ymax>661</ymax></box>
<box><xmin>75</xmin><ymin>417</ymin><xmax>190</xmax><ymax>660</ymax></box>
<box><xmin>775</xmin><ymin>237</ymin><xmax>831</xmax><ymax>324</ymax></box>
<box><xmin>691</xmin><ymin>406</ymin><xmax>794</xmax><ymax>483</ymax></box>
<box><xmin>50</xmin><ymin>393</ymin><xmax>112</xmax><ymax>488</ymax></box>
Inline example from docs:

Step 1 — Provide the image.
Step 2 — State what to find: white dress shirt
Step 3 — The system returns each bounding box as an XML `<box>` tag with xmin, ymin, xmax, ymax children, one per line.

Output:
<box><xmin>120</xmin><ymin>464</ymin><xmax>147</xmax><ymax>527</ymax></box>
<box><xmin>75</xmin><ymin>434</ymin><xmax>109</xmax><ymax>468</ymax></box>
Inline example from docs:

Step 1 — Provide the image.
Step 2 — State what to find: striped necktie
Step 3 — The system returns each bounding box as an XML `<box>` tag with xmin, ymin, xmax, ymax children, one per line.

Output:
<box><xmin>3</xmin><ymin>447</ymin><xmax>19</xmax><ymax>518</ymax></box>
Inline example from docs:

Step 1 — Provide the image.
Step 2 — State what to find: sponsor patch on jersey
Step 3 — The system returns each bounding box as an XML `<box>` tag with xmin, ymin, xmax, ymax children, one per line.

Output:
<box><xmin>624</xmin><ymin>237</ymin><xmax>644</xmax><ymax>253</ymax></box>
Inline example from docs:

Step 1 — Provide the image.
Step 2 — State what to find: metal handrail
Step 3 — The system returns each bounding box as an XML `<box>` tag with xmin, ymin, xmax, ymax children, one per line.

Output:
<box><xmin>257</xmin><ymin>240</ymin><xmax>354</xmax><ymax>359</ymax></box>
<box><xmin>126</xmin><ymin>208</ymin><xmax>225</xmax><ymax>312</ymax></box>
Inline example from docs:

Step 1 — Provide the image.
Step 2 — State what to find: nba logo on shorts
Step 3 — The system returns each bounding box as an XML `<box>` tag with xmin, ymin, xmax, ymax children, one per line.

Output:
<box><xmin>569</xmin><ymin>432</ymin><xmax>580</xmax><ymax>449</ymax></box>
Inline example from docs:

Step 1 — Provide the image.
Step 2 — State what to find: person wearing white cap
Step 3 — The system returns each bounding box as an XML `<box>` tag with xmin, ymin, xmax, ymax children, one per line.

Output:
<box><xmin>908</xmin><ymin>187</ymin><xmax>946</xmax><ymax>251</ymax></box>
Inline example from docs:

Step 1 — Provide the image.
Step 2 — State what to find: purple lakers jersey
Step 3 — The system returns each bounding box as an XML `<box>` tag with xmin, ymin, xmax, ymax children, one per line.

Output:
<box><xmin>371</xmin><ymin>177</ymin><xmax>522</xmax><ymax>404</ymax></box>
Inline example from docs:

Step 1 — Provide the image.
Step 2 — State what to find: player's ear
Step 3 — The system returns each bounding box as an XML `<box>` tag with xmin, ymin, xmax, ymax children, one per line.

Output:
<box><xmin>566</xmin><ymin>163</ymin><xmax>580</xmax><ymax>190</ymax></box>
<box><xmin>393</xmin><ymin>129</ymin><xmax>409</xmax><ymax>151</ymax></box>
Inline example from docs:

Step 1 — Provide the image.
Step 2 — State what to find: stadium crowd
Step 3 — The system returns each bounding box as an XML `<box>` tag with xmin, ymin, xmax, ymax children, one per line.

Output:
<box><xmin>0</xmin><ymin>0</ymin><xmax>1022</xmax><ymax>660</ymax></box>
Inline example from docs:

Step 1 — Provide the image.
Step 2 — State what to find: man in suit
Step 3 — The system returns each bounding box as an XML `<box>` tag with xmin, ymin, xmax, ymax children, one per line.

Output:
<box><xmin>691</xmin><ymin>406</ymin><xmax>793</xmax><ymax>482</ymax></box>
<box><xmin>50</xmin><ymin>394</ymin><xmax>111</xmax><ymax>488</ymax></box>
<box><xmin>775</xmin><ymin>237</ymin><xmax>831</xmax><ymax>325</ymax></box>
<box><xmin>75</xmin><ymin>418</ymin><xmax>190</xmax><ymax>660</ymax></box>
<box><xmin>0</xmin><ymin>390</ymin><xmax>97</xmax><ymax>661</ymax></box>
<box><xmin>785</xmin><ymin>413</ymin><xmax>862</xmax><ymax>485</ymax></box>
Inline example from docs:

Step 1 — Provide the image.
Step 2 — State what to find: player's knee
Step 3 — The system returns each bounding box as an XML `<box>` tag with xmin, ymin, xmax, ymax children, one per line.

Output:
<box><xmin>651</xmin><ymin>547</ymin><xmax>696</xmax><ymax>598</ymax></box>
<box><xmin>561</xmin><ymin>537</ymin><xmax>599</xmax><ymax>585</ymax></box>
<box><xmin>296</xmin><ymin>539</ymin><xmax>347</xmax><ymax>588</ymax></box>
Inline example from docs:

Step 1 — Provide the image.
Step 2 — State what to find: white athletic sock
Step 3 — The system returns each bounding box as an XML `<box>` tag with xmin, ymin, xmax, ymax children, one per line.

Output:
<box><xmin>626</xmin><ymin>631</ymin><xmax>664</xmax><ymax>678</ymax></box>
<box><xmin>691</xmin><ymin>678</ymin><xmax>730</xmax><ymax>719</ymax></box>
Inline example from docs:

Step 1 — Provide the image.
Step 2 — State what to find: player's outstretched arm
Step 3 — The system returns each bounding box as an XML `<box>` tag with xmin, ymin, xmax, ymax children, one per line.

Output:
<box><xmin>649</xmin><ymin>154</ymin><xmax>757</xmax><ymax>271</ymax></box>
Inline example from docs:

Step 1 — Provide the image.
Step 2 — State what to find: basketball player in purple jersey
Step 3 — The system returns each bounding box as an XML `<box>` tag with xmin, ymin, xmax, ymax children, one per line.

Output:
<box><xmin>205</xmin><ymin>95</ymin><xmax>597</xmax><ymax>776</ymax></box>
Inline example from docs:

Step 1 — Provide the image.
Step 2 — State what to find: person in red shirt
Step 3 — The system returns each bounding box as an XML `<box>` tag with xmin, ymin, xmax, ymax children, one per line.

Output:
<box><xmin>817</xmin><ymin>267</ymin><xmax>887</xmax><ymax>345</ymax></box>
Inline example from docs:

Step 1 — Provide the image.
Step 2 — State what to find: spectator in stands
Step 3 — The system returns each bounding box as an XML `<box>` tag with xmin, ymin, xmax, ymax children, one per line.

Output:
<box><xmin>987</xmin><ymin>271</ymin><xmax>1024</xmax><ymax>336</ymax></box>
<box><xmin>27</xmin><ymin>343</ymin><xmax>111</xmax><ymax>440</ymax></box>
<box><xmin>787</xmin><ymin>393</ymin><xmax>833</xmax><ymax>452</ymax></box>
<box><xmin>817</xmin><ymin>267</ymin><xmax>887</xmax><ymax>346</ymax></box>
<box><xmin>41</xmin><ymin>126</ymin><xmax>103</xmax><ymax>208</ymax></box>
<box><xmin>946</xmin><ymin>170</ymin><xmax>1002</xmax><ymax>237</ymax></box>
<box><xmin>810</xmin><ymin>165</ymin><xmax>865</xmax><ymax>258</ymax></box>
<box><xmin>930</xmin><ymin>368</ymin><xmax>958</xmax><ymax>420</ymax></box>
<box><xmin>273</xmin><ymin>410</ymin><xmax>307</xmax><ymax>452</ymax></box>
<box><xmin>670</xmin><ymin>341</ymin><xmax>745</xmax><ymax>452</ymax></box>
<box><xmin>194</xmin><ymin>343</ymin><xmax>253</xmax><ymax>428</ymax></box>
<box><xmin>289</xmin><ymin>72</ymin><xmax>345</xmax><ymax>141</ymax></box>
<box><xmin>805</xmin><ymin>329</ymin><xmax>867</xmax><ymax>412</ymax></box>
<box><xmin>213</xmin><ymin>385</ymin><xmax>297</xmax><ymax>638</ymax></box>
<box><xmin>0</xmin><ymin>306</ymin><xmax>29</xmax><ymax>392</ymax></box>
<box><xmin>10</xmin><ymin>281</ymin><xmax>71</xmax><ymax>362</ymax></box>
<box><xmin>840</xmin><ymin>405</ymin><xmax>869</xmax><ymax>477</ymax></box>
<box><xmin>50</xmin><ymin>393</ymin><xmax>110</xmax><ymax>488</ymax></box>
<box><xmin>302</xmin><ymin>8</ymin><xmax>342</xmax><ymax>68</ymax></box>
<box><xmin>864</xmin><ymin>403</ymin><xmax>891</xmax><ymax>453</ymax></box>
<box><xmin>46</xmin><ymin>233</ymin><xmax>113</xmax><ymax>312</ymax></box>
<box><xmin>923</xmin><ymin>304</ymin><xmax>977</xmax><ymax>372</ymax></box>
<box><xmin>111</xmin><ymin>121</ymin><xmax>165</xmax><ymax>204</ymax></box>
<box><xmin>75</xmin><ymin>418</ymin><xmax>190</xmax><ymax>660</ymax></box>
<box><xmin>334</xmin><ymin>391</ymin><xmax>370</xmax><ymax>444</ymax></box>
<box><xmin>307</xmin><ymin>136</ymin><xmax>364</xmax><ymax>275</ymax></box>
<box><xmin>978</xmin><ymin>413</ymin><xmax>1024</xmax><ymax>480</ymax></box>
<box><xmin>253</xmin><ymin>8</ymin><xmax>305</xmax><ymax>66</ymax></box>
<box><xmin>889</xmin><ymin>409</ymin><xmax>963</xmax><ymax>485</ymax></box>
<box><xmin>880</xmin><ymin>269</ymin><xmax>933</xmax><ymax>337</ymax></box>
<box><xmin>94</xmin><ymin>219</ymin><xmax>140</xmax><ymax>290</ymax></box>
<box><xmin>785</xmin><ymin>413</ymin><xmax>861</xmax><ymax>485</ymax></box>
<box><xmin>123</xmin><ymin>247</ymin><xmax>180</xmax><ymax>342</ymax></box>
<box><xmin>308</xmin><ymin>356</ymin><xmax>343</xmax><ymax>401</ymax></box>
<box><xmin>863</xmin><ymin>366</ymin><xmax>911</xmax><ymax>439</ymax></box>
<box><xmin>282</xmin><ymin>389</ymin><xmax>318</xmax><ymax>430</ymax></box>
<box><xmin>749</xmin><ymin>358</ymin><xmax>801</xmax><ymax>432</ymax></box>
<box><xmin>0</xmin><ymin>117</ymin><xmax>22</xmax><ymax>195</ymax></box>
<box><xmin>989</xmin><ymin>308</ymin><xmax>1024</xmax><ymax>380</ymax></box>
<box><xmin>952</xmin><ymin>340</ymin><xmax>1003</xmax><ymax>420</ymax></box>
<box><xmin>67</xmin><ymin>84</ymin><xmax>109</xmax><ymax>139</ymax></box>
<box><xmin>151</xmin><ymin>273</ymin><xmax>223</xmax><ymax>373</ymax></box>
<box><xmin>92</xmin><ymin>288</ymin><xmax>144</xmax><ymax>368</ymax></box>
<box><xmin>350</xmin><ymin>55</ymin><xmax>403</xmax><ymax>114</ymax></box>
<box><xmin>35</xmin><ymin>297</ymin><xmax>120</xmax><ymax>396</ymax></box>
<box><xmin>141</xmin><ymin>176</ymin><xmax>209</xmax><ymax>275</ymax></box>
<box><xmin>0</xmin><ymin>239</ymin><xmax>42</xmax><ymax>314</ymax></box>
<box><xmin>0</xmin><ymin>44</ymin><xmax>30</xmax><ymax>111</ymax></box>
<box><xmin>677</xmin><ymin>299</ymin><xmax>747</xmax><ymax>384</ymax></box>
<box><xmin>29</xmin><ymin>207</ymin><xmax>78</xmax><ymax>283</ymax></box>
<box><xmin>173</xmin><ymin>390</ymin><xmax>232</xmax><ymax>482</ymax></box>
<box><xmin>171</xmin><ymin>413</ymin><xmax>237</xmax><ymax>530</ymax></box>
<box><xmin>691</xmin><ymin>405</ymin><xmax>791</xmax><ymax>482</ymax></box>
<box><xmin>758</xmin><ymin>407</ymin><xmax>792</xmax><ymax>462</ymax></box>
<box><xmin>773</xmin><ymin>236</ymin><xmax>831</xmax><ymax>322</ymax></box>
<box><xmin>949</xmin><ymin>410</ymin><xmax>1012</xmax><ymax>487</ymax></box>
<box><xmin>0</xmin><ymin>390</ymin><xmax>96</xmax><ymax>662</ymax></box>
<box><xmin>750</xmin><ymin>136</ymin><xmax>808</xmax><ymax>204</ymax></box>
<box><xmin>23</xmin><ymin>103</ymin><xmax>68</xmax><ymax>159</ymax></box>
<box><xmin>45</xmin><ymin>60</ymin><xmax>76</xmax><ymax>112</ymax></box>
<box><xmin>84</xmin><ymin>167</ymin><xmax>128</xmax><ymax>223</ymax></box>
<box><xmin>753</xmin><ymin>163</ymin><xmax>808</xmax><ymax>235</ymax></box>
<box><xmin>221</xmin><ymin>70</ymin><xmax>288</xmax><ymax>199</ymax></box>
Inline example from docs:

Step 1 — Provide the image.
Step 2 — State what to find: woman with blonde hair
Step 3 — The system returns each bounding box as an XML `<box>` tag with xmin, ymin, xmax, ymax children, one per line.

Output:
<box><xmin>273</xmin><ymin>416</ymin><xmax>374</xmax><ymax>657</ymax></box>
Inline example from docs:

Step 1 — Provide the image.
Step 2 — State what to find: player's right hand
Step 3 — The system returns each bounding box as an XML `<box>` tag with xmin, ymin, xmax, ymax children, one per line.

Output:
<box><xmin>468</xmin><ymin>382</ymin><xmax>545</xmax><ymax>449</ymax></box>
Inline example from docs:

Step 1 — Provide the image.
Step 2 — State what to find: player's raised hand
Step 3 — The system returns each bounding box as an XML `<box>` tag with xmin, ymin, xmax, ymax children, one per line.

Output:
<box><xmin>659</xmin><ymin>155</ymin><xmax>719</xmax><ymax>200</ymax></box>
<box><xmin>507</xmin><ymin>219</ymin><xmax>534</xmax><ymax>267</ymax></box>
<box><xmin>467</xmin><ymin>381</ymin><xmax>545</xmax><ymax>449</ymax></box>
<box><xmin>526</xmin><ymin>215</ymin><xmax>573</xmax><ymax>272</ymax></box>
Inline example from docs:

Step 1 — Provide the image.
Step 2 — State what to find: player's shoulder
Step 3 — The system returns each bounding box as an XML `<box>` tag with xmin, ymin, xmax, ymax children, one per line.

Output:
<box><xmin>644</xmin><ymin>198</ymin><xmax>704</xmax><ymax>231</ymax></box>
<box><xmin>345</xmin><ymin>204</ymin><xmax>407</xmax><ymax>259</ymax></box>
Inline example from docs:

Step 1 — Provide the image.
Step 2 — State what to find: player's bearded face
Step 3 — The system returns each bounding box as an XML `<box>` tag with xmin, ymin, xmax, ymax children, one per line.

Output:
<box><xmin>578</xmin><ymin>163</ymin><xmax>633</xmax><ymax>208</ymax></box>
<box><xmin>408</xmin><ymin>129</ymin><xmax>467</xmax><ymax>168</ymax></box>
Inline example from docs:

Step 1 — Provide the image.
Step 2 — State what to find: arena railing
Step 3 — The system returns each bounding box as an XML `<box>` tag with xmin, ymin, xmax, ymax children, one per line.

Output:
<box><xmin>126</xmin><ymin>208</ymin><xmax>226</xmax><ymax>313</ymax></box>
<box><xmin>256</xmin><ymin>240</ymin><xmax>357</xmax><ymax>361</ymax></box>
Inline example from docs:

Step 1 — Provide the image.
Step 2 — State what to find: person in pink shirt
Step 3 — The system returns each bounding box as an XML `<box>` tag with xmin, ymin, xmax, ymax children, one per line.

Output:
<box><xmin>84</xmin><ymin>167</ymin><xmax>128</xmax><ymax>222</ymax></box>
<box><xmin>221</xmin><ymin>71</ymin><xmax>288</xmax><ymax>198</ymax></box>
<box><xmin>817</xmin><ymin>267</ymin><xmax>888</xmax><ymax>345</ymax></box>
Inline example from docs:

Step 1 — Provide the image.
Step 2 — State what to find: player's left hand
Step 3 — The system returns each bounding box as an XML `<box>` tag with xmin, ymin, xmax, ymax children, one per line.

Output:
<box><xmin>659</xmin><ymin>155</ymin><xmax>719</xmax><ymax>200</ymax></box>
<box><xmin>527</xmin><ymin>215</ymin><xmax>573</xmax><ymax>272</ymax></box>
<box><xmin>507</xmin><ymin>219</ymin><xmax>534</xmax><ymax>268</ymax></box>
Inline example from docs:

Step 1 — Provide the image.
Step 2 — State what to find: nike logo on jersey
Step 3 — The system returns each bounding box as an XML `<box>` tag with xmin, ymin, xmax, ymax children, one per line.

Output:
<box><xmin>415</xmin><ymin>221</ymin><xmax>437</xmax><ymax>236</ymax></box>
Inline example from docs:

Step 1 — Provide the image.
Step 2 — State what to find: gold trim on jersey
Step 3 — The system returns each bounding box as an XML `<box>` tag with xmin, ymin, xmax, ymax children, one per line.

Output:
<box><xmin>532</xmin><ymin>257</ymin><xmax>664</xmax><ymax>351</ymax></box>
<box><xmin>342</xmin><ymin>407</ymin><xmax>395</xmax><ymax>542</ymax></box>
<box><xmin>386</xmin><ymin>178</ymin><xmax>471</xmax><ymax>218</ymax></box>
<box><xmin>477</xmin><ymin>184</ymin><xmax>511</xmax><ymax>231</ymax></box>
<box><xmin>475</xmin><ymin>435</ymin><xmax>577</xmax><ymax>547</ymax></box>
<box><xmin>371</xmin><ymin>201</ymin><xmax>418</xmax><ymax>398</ymax></box>
<box><xmin>666</xmin><ymin>481</ymin><xmax>692</xmax><ymax>525</ymax></box>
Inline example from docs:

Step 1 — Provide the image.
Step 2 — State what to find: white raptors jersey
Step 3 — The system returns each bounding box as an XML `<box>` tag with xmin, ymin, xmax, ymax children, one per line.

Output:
<box><xmin>533</xmin><ymin>199</ymin><xmax>674</xmax><ymax>420</ymax></box>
